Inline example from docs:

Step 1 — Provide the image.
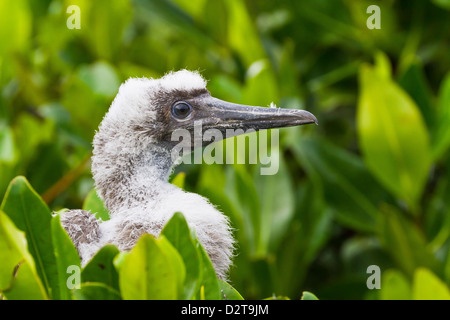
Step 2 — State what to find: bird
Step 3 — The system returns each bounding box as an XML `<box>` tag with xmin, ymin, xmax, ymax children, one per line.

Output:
<box><xmin>61</xmin><ymin>70</ymin><xmax>317</xmax><ymax>280</ymax></box>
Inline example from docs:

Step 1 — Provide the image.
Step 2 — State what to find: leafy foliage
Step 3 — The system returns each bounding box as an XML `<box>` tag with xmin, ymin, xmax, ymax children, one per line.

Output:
<box><xmin>1</xmin><ymin>0</ymin><xmax>449</xmax><ymax>300</ymax></box>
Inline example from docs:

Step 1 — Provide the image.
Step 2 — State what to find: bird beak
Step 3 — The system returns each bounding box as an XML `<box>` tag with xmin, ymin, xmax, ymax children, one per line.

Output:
<box><xmin>198</xmin><ymin>96</ymin><xmax>317</xmax><ymax>132</ymax></box>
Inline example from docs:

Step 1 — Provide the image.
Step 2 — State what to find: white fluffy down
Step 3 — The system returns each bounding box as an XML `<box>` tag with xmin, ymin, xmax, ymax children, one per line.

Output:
<box><xmin>78</xmin><ymin>70</ymin><xmax>234</xmax><ymax>280</ymax></box>
<box><xmin>106</xmin><ymin>69</ymin><xmax>207</xmax><ymax>121</ymax></box>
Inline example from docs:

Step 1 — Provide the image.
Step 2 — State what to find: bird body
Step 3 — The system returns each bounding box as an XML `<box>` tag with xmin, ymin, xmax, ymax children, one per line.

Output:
<box><xmin>61</xmin><ymin>70</ymin><xmax>316</xmax><ymax>280</ymax></box>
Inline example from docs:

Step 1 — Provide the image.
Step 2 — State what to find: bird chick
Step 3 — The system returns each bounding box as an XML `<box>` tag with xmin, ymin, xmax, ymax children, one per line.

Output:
<box><xmin>61</xmin><ymin>70</ymin><xmax>317</xmax><ymax>280</ymax></box>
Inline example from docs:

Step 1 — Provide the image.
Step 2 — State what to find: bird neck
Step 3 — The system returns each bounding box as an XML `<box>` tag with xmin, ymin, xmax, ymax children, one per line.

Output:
<box><xmin>92</xmin><ymin>144</ymin><xmax>175</xmax><ymax>213</ymax></box>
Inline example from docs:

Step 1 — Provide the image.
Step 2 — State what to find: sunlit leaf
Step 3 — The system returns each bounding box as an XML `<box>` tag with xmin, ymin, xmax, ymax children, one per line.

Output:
<box><xmin>161</xmin><ymin>212</ymin><xmax>201</xmax><ymax>299</ymax></box>
<box><xmin>118</xmin><ymin>234</ymin><xmax>183</xmax><ymax>300</ymax></box>
<box><xmin>226</xmin><ymin>0</ymin><xmax>266</xmax><ymax>67</ymax></box>
<box><xmin>412</xmin><ymin>268</ymin><xmax>450</xmax><ymax>300</ymax></box>
<box><xmin>51</xmin><ymin>215</ymin><xmax>81</xmax><ymax>300</ymax></box>
<box><xmin>195</xmin><ymin>236</ymin><xmax>221</xmax><ymax>300</ymax></box>
<box><xmin>219</xmin><ymin>280</ymin><xmax>244</xmax><ymax>300</ymax></box>
<box><xmin>0</xmin><ymin>211</ymin><xmax>47</xmax><ymax>300</ymax></box>
<box><xmin>380</xmin><ymin>269</ymin><xmax>412</xmax><ymax>300</ymax></box>
<box><xmin>1</xmin><ymin>176</ymin><xmax>58</xmax><ymax>298</ymax></box>
<box><xmin>301</xmin><ymin>291</ymin><xmax>319</xmax><ymax>300</ymax></box>
<box><xmin>0</xmin><ymin>0</ymin><xmax>31</xmax><ymax>56</ymax></box>
<box><xmin>0</xmin><ymin>122</ymin><xmax>17</xmax><ymax>164</ymax></box>
<box><xmin>83</xmin><ymin>189</ymin><xmax>110</xmax><ymax>221</ymax></box>
<box><xmin>357</xmin><ymin>57</ymin><xmax>431</xmax><ymax>210</ymax></box>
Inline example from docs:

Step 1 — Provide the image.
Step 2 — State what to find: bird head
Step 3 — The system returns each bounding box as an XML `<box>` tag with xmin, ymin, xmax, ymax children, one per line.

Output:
<box><xmin>97</xmin><ymin>69</ymin><xmax>317</xmax><ymax>157</ymax></box>
<box><xmin>92</xmin><ymin>70</ymin><xmax>317</xmax><ymax>209</ymax></box>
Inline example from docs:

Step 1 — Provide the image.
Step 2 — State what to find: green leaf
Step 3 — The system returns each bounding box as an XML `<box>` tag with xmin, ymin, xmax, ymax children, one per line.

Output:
<box><xmin>77</xmin><ymin>61</ymin><xmax>121</xmax><ymax>98</ymax></box>
<box><xmin>1</xmin><ymin>176</ymin><xmax>57</xmax><ymax>298</ymax></box>
<box><xmin>161</xmin><ymin>212</ymin><xmax>202</xmax><ymax>299</ymax></box>
<box><xmin>301</xmin><ymin>291</ymin><xmax>319</xmax><ymax>300</ymax></box>
<box><xmin>357</xmin><ymin>58</ymin><xmax>431</xmax><ymax>210</ymax></box>
<box><xmin>83</xmin><ymin>189</ymin><xmax>110</xmax><ymax>221</ymax></box>
<box><xmin>0</xmin><ymin>211</ymin><xmax>47</xmax><ymax>300</ymax></box>
<box><xmin>253</xmin><ymin>150</ymin><xmax>295</xmax><ymax>254</ymax></box>
<box><xmin>398</xmin><ymin>61</ymin><xmax>435</xmax><ymax>130</ymax></box>
<box><xmin>243</xmin><ymin>60</ymin><xmax>278</xmax><ymax>107</ymax></box>
<box><xmin>158</xmin><ymin>236</ymin><xmax>186</xmax><ymax>298</ymax></box>
<box><xmin>170</xmin><ymin>172</ymin><xmax>186</xmax><ymax>189</ymax></box>
<box><xmin>432</xmin><ymin>72</ymin><xmax>450</xmax><ymax>160</ymax></box>
<box><xmin>118</xmin><ymin>234</ymin><xmax>184</xmax><ymax>300</ymax></box>
<box><xmin>0</xmin><ymin>0</ymin><xmax>31</xmax><ymax>56</ymax></box>
<box><xmin>378</xmin><ymin>206</ymin><xmax>441</xmax><ymax>278</ymax></box>
<box><xmin>72</xmin><ymin>283</ymin><xmax>121</xmax><ymax>300</ymax></box>
<box><xmin>195</xmin><ymin>235</ymin><xmax>221</xmax><ymax>300</ymax></box>
<box><xmin>0</xmin><ymin>122</ymin><xmax>17</xmax><ymax>164</ymax></box>
<box><xmin>413</xmin><ymin>268</ymin><xmax>450</xmax><ymax>300</ymax></box>
<box><xmin>226</xmin><ymin>0</ymin><xmax>266</xmax><ymax>67</ymax></box>
<box><xmin>432</xmin><ymin>0</ymin><xmax>450</xmax><ymax>10</ymax></box>
<box><xmin>380</xmin><ymin>269</ymin><xmax>412</xmax><ymax>300</ymax></box>
<box><xmin>218</xmin><ymin>280</ymin><xmax>244</xmax><ymax>300</ymax></box>
<box><xmin>289</xmin><ymin>135</ymin><xmax>386</xmax><ymax>232</ymax></box>
<box><xmin>225</xmin><ymin>164</ymin><xmax>261</xmax><ymax>254</ymax></box>
<box><xmin>81</xmin><ymin>245</ymin><xmax>120</xmax><ymax>292</ymax></box>
<box><xmin>51</xmin><ymin>215</ymin><xmax>81</xmax><ymax>300</ymax></box>
<box><xmin>78</xmin><ymin>0</ymin><xmax>133</xmax><ymax>61</ymax></box>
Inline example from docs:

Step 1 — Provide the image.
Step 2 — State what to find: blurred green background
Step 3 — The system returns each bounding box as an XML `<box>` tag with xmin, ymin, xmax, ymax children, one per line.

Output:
<box><xmin>1</xmin><ymin>0</ymin><xmax>449</xmax><ymax>299</ymax></box>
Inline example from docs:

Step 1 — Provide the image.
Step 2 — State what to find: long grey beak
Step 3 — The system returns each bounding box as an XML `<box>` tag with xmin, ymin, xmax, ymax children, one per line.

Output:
<box><xmin>199</xmin><ymin>97</ymin><xmax>317</xmax><ymax>132</ymax></box>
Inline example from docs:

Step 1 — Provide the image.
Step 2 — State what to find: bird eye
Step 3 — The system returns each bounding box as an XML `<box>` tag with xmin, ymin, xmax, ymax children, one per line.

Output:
<box><xmin>171</xmin><ymin>102</ymin><xmax>192</xmax><ymax>120</ymax></box>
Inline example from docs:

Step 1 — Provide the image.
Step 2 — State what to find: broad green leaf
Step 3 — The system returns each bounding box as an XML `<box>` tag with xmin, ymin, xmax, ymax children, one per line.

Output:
<box><xmin>170</xmin><ymin>172</ymin><xmax>186</xmax><ymax>189</ymax></box>
<box><xmin>171</xmin><ymin>0</ymin><xmax>207</xmax><ymax>19</ymax></box>
<box><xmin>202</xmin><ymin>0</ymin><xmax>228</xmax><ymax>44</ymax></box>
<box><xmin>226</xmin><ymin>0</ymin><xmax>266</xmax><ymax>67</ymax></box>
<box><xmin>243</xmin><ymin>60</ymin><xmax>278</xmax><ymax>107</ymax></box>
<box><xmin>413</xmin><ymin>268</ymin><xmax>450</xmax><ymax>300</ymax></box>
<box><xmin>218</xmin><ymin>280</ymin><xmax>244</xmax><ymax>300</ymax></box>
<box><xmin>378</xmin><ymin>206</ymin><xmax>441</xmax><ymax>278</ymax></box>
<box><xmin>432</xmin><ymin>0</ymin><xmax>450</xmax><ymax>10</ymax></box>
<box><xmin>432</xmin><ymin>72</ymin><xmax>450</xmax><ymax>160</ymax></box>
<box><xmin>0</xmin><ymin>0</ymin><xmax>31</xmax><ymax>56</ymax></box>
<box><xmin>83</xmin><ymin>189</ymin><xmax>110</xmax><ymax>221</ymax></box>
<box><xmin>1</xmin><ymin>176</ymin><xmax>57</xmax><ymax>298</ymax></box>
<box><xmin>81</xmin><ymin>245</ymin><xmax>119</xmax><ymax>291</ymax></box>
<box><xmin>301</xmin><ymin>291</ymin><xmax>319</xmax><ymax>300</ymax></box>
<box><xmin>380</xmin><ymin>269</ymin><xmax>412</xmax><ymax>300</ymax></box>
<box><xmin>195</xmin><ymin>235</ymin><xmax>221</xmax><ymax>300</ymax></box>
<box><xmin>373</xmin><ymin>51</ymin><xmax>392</xmax><ymax>80</ymax></box>
<box><xmin>158</xmin><ymin>236</ymin><xmax>186</xmax><ymax>298</ymax></box>
<box><xmin>0</xmin><ymin>211</ymin><xmax>47</xmax><ymax>300</ymax></box>
<box><xmin>161</xmin><ymin>212</ymin><xmax>202</xmax><ymax>299</ymax></box>
<box><xmin>72</xmin><ymin>283</ymin><xmax>121</xmax><ymax>300</ymax></box>
<box><xmin>118</xmin><ymin>234</ymin><xmax>183</xmax><ymax>300</ymax></box>
<box><xmin>0</xmin><ymin>122</ymin><xmax>17</xmax><ymax>164</ymax></box>
<box><xmin>77</xmin><ymin>61</ymin><xmax>120</xmax><ymax>98</ymax></box>
<box><xmin>357</xmin><ymin>59</ymin><xmax>431</xmax><ymax>210</ymax></box>
<box><xmin>51</xmin><ymin>215</ymin><xmax>81</xmax><ymax>300</ymax></box>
